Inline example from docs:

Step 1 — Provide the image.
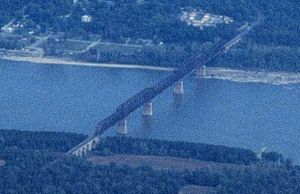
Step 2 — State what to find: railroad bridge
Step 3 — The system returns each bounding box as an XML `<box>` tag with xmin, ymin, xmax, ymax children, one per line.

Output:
<box><xmin>67</xmin><ymin>23</ymin><xmax>254</xmax><ymax>157</ymax></box>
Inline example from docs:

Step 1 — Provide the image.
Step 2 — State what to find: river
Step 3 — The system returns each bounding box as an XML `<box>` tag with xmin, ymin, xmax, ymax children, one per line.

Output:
<box><xmin>1</xmin><ymin>59</ymin><xmax>299</xmax><ymax>161</ymax></box>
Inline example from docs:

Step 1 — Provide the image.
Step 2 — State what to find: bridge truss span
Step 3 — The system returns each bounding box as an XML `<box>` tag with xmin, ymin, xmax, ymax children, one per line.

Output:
<box><xmin>67</xmin><ymin>21</ymin><xmax>256</xmax><ymax>156</ymax></box>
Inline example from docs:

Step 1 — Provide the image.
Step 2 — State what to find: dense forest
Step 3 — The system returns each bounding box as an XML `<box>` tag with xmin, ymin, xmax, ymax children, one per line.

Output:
<box><xmin>213</xmin><ymin>45</ymin><xmax>300</xmax><ymax>72</ymax></box>
<box><xmin>1</xmin><ymin>0</ymin><xmax>299</xmax><ymax>46</ymax></box>
<box><xmin>0</xmin><ymin>129</ymin><xmax>86</xmax><ymax>152</ymax></box>
<box><xmin>0</xmin><ymin>0</ymin><xmax>300</xmax><ymax>71</ymax></box>
<box><xmin>0</xmin><ymin>129</ymin><xmax>299</xmax><ymax>193</ymax></box>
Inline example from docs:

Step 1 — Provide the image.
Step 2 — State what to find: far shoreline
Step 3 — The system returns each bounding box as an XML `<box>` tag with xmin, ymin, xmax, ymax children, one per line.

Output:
<box><xmin>1</xmin><ymin>55</ymin><xmax>300</xmax><ymax>86</ymax></box>
<box><xmin>0</xmin><ymin>56</ymin><xmax>175</xmax><ymax>72</ymax></box>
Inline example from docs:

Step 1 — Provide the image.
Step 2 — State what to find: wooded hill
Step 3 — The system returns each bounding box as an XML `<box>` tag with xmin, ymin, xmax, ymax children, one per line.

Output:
<box><xmin>0</xmin><ymin>129</ymin><xmax>299</xmax><ymax>194</ymax></box>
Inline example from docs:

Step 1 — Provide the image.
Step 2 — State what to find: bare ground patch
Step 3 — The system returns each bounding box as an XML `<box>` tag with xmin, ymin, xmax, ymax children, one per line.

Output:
<box><xmin>88</xmin><ymin>154</ymin><xmax>245</xmax><ymax>172</ymax></box>
<box><xmin>179</xmin><ymin>185</ymin><xmax>216</xmax><ymax>194</ymax></box>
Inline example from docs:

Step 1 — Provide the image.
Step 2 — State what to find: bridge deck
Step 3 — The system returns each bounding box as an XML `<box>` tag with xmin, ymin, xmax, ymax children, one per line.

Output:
<box><xmin>93</xmin><ymin>25</ymin><xmax>252</xmax><ymax>136</ymax></box>
<box><xmin>67</xmin><ymin>19</ymin><xmax>258</xmax><ymax>155</ymax></box>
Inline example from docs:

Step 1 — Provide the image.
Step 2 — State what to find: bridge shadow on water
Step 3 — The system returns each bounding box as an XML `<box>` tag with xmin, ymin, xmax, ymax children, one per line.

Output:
<box><xmin>172</xmin><ymin>93</ymin><xmax>184</xmax><ymax>110</ymax></box>
<box><xmin>138</xmin><ymin>93</ymin><xmax>184</xmax><ymax>137</ymax></box>
<box><xmin>141</xmin><ymin>115</ymin><xmax>154</xmax><ymax>131</ymax></box>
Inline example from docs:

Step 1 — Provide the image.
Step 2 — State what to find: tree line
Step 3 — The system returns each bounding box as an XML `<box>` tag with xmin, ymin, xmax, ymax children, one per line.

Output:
<box><xmin>93</xmin><ymin>136</ymin><xmax>258</xmax><ymax>165</ymax></box>
<box><xmin>0</xmin><ymin>129</ymin><xmax>86</xmax><ymax>152</ymax></box>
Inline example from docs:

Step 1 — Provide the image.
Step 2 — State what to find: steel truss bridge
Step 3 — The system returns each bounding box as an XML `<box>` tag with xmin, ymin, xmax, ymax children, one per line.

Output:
<box><xmin>67</xmin><ymin>21</ymin><xmax>257</xmax><ymax>157</ymax></box>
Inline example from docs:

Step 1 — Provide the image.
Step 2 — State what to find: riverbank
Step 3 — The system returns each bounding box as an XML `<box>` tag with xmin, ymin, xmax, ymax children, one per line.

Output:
<box><xmin>1</xmin><ymin>55</ymin><xmax>300</xmax><ymax>85</ymax></box>
<box><xmin>1</xmin><ymin>56</ymin><xmax>174</xmax><ymax>72</ymax></box>
<box><xmin>202</xmin><ymin>67</ymin><xmax>300</xmax><ymax>86</ymax></box>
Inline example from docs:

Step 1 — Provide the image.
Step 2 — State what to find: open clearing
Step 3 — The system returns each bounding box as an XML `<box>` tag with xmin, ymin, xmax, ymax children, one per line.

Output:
<box><xmin>2</xmin><ymin>56</ymin><xmax>299</xmax><ymax>85</ymax></box>
<box><xmin>179</xmin><ymin>185</ymin><xmax>216</xmax><ymax>194</ymax></box>
<box><xmin>88</xmin><ymin>154</ymin><xmax>245</xmax><ymax>172</ymax></box>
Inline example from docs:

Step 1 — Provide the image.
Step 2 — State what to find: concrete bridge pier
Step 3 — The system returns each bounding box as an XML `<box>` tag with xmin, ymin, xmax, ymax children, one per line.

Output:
<box><xmin>117</xmin><ymin>118</ymin><xmax>128</xmax><ymax>135</ymax></box>
<box><xmin>173</xmin><ymin>80</ymin><xmax>184</xmax><ymax>95</ymax></box>
<box><xmin>197</xmin><ymin>65</ymin><xmax>207</xmax><ymax>77</ymax></box>
<box><xmin>142</xmin><ymin>101</ymin><xmax>153</xmax><ymax>116</ymax></box>
<box><xmin>96</xmin><ymin>50</ymin><xmax>100</xmax><ymax>62</ymax></box>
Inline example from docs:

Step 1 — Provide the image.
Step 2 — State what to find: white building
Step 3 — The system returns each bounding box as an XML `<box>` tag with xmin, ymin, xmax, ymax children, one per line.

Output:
<box><xmin>1</xmin><ymin>26</ymin><xmax>14</xmax><ymax>33</ymax></box>
<box><xmin>81</xmin><ymin>15</ymin><xmax>92</xmax><ymax>23</ymax></box>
